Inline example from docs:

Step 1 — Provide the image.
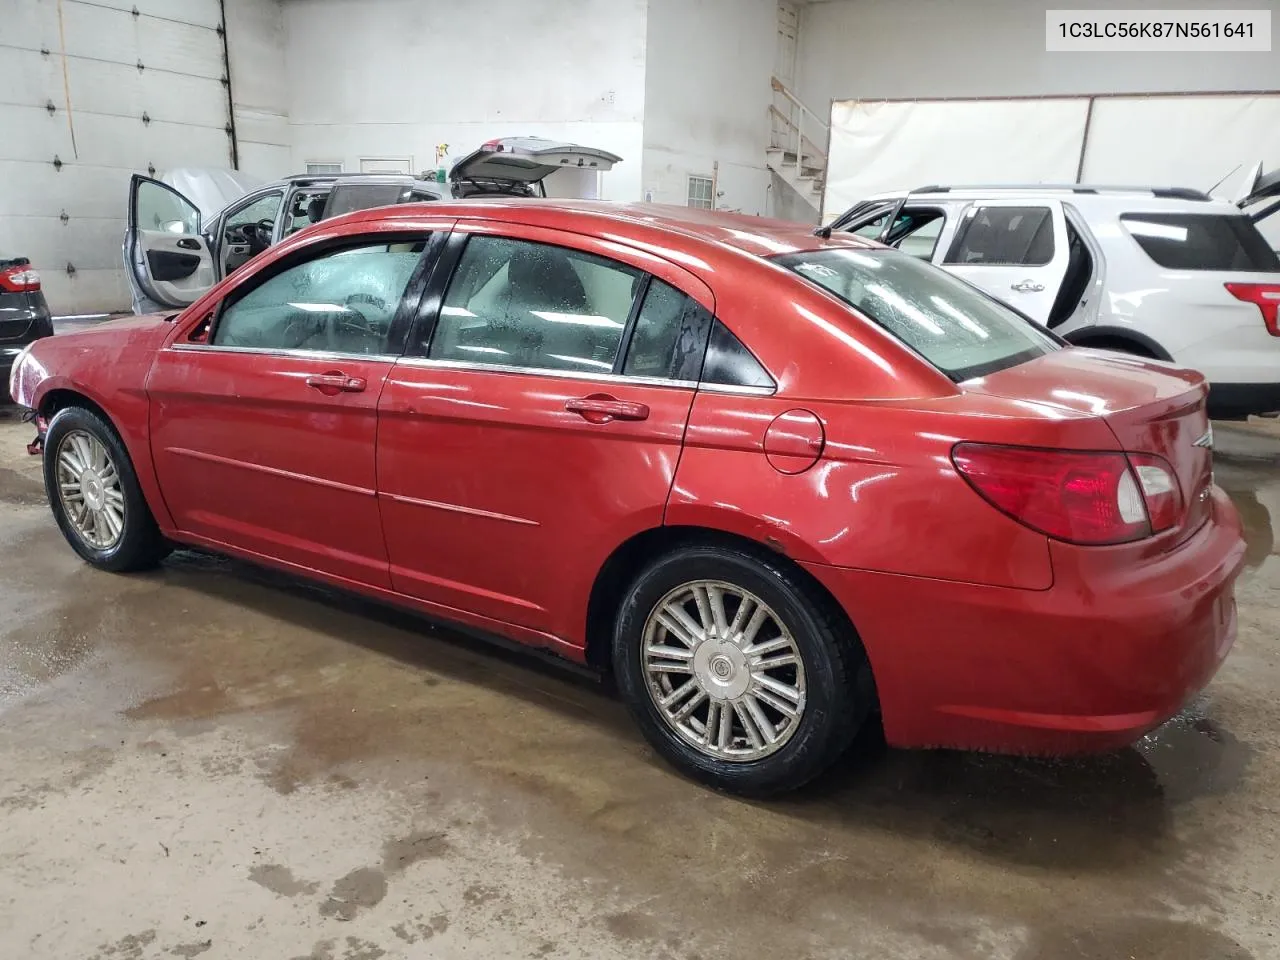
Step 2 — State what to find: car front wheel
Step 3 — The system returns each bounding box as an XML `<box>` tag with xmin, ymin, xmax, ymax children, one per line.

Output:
<box><xmin>612</xmin><ymin>543</ymin><xmax>873</xmax><ymax>796</ymax></box>
<box><xmin>43</xmin><ymin>406</ymin><xmax>170</xmax><ymax>572</ymax></box>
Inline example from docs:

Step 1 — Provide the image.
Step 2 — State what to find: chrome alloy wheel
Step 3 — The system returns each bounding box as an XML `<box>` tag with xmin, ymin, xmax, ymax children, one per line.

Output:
<box><xmin>54</xmin><ymin>429</ymin><xmax>126</xmax><ymax>550</ymax></box>
<box><xmin>641</xmin><ymin>580</ymin><xmax>806</xmax><ymax>761</ymax></box>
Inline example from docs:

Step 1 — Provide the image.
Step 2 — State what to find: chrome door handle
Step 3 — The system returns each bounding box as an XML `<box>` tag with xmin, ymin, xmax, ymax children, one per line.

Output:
<box><xmin>565</xmin><ymin>395</ymin><xmax>650</xmax><ymax>423</ymax></box>
<box><xmin>305</xmin><ymin>372</ymin><xmax>367</xmax><ymax>394</ymax></box>
<box><xmin>1010</xmin><ymin>280</ymin><xmax>1045</xmax><ymax>293</ymax></box>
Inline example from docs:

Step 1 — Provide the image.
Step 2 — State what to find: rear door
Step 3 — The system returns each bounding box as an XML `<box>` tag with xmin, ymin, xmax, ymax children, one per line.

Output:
<box><xmin>939</xmin><ymin>198</ymin><xmax>1069</xmax><ymax>326</ymax></box>
<box><xmin>376</xmin><ymin>223</ymin><xmax>712</xmax><ymax>647</ymax></box>
<box><xmin>127</xmin><ymin>175</ymin><xmax>215</xmax><ymax>309</ymax></box>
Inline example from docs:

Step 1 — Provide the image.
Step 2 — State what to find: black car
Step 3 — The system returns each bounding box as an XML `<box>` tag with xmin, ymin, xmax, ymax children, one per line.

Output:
<box><xmin>1</xmin><ymin>257</ymin><xmax>54</xmax><ymax>395</ymax></box>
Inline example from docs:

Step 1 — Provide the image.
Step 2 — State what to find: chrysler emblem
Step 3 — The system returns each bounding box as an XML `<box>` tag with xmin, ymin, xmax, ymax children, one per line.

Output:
<box><xmin>1192</xmin><ymin>427</ymin><xmax>1214</xmax><ymax>450</ymax></box>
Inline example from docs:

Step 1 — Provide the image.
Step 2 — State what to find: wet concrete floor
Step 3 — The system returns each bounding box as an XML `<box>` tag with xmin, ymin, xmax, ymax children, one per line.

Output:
<box><xmin>0</xmin><ymin>409</ymin><xmax>1278</xmax><ymax>959</ymax></box>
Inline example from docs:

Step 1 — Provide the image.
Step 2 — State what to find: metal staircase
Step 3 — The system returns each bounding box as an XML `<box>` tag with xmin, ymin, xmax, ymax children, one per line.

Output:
<box><xmin>767</xmin><ymin>76</ymin><xmax>829</xmax><ymax>217</ymax></box>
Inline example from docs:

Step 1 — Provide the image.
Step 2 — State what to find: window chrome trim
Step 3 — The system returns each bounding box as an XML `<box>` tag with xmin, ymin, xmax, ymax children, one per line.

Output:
<box><xmin>169</xmin><ymin>343</ymin><xmax>402</xmax><ymax>364</ymax></box>
<box><xmin>394</xmin><ymin>356</ymin><xmax>777</xmax><ymax>395</ymax></box>
<box><xmin>697</xmin><ymin>382</ymin><xmax>777</xmax><ymax>397</ymax></box>
<box><xmin>395</xmin><ymin>356</ymin><xmax>700</xmax><ymax>390</ymax></box>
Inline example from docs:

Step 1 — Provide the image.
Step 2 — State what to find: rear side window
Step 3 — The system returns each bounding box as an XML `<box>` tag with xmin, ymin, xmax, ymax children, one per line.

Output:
<box><xmin>430</xmin><ymin>235</ymin><xmax>640</xmax><ymax>373</ymax></box>
<box><xmin>701</xmin><ymin>320</ymin><xmax>774</xmax><ymax>388</ymax></box>
<box><xmin>1120</xmin><ymin>213</ymin><xmax>1280</xmax><ymax>272</ymax></box>
<box><xmin>944</xmin><ymin>205</ymin><xmax>1054</xmax><ymax>266</ymax></box>
<box><xmin>775</xmin><ymin>247</ymin><xmax>1058</xmax><ymax>381</ymax></box>
<box><xmin>621</xmin><ymin>279</ymin><xmax>713</xmax><ymax>381</ymax></box>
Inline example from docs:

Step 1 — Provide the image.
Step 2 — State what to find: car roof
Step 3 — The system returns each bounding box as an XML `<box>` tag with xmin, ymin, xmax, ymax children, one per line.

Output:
<box><xmin>351</xmin><ymin>198</ymin><xmax>873</xmax><ymax>258</ymax></box>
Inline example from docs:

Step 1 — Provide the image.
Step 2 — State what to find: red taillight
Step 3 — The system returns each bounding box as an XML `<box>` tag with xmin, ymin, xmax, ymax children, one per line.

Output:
<box><xmin>1225</xmin><ymin>282</ymin><xmax>1280</xmax><ymax>337</ymax></box>
<box><xmin>0</xmin><ymin>264</ymin><xmax>40</xmax><ymax>293</ymax></box>
<box><xmin>952</xmin><ymin>444</ymin><xmax>1181</xmax><ymax>545</ymax></box>
<box><xmin>480</xmin><ymin>138</ymin><xmax>504</xmax><ymax>152</ymax></box>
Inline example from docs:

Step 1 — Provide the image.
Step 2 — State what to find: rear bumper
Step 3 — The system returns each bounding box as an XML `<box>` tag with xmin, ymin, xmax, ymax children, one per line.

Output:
<box><xmin>1207</xmin><ymin>381</ymin><xmax>1280</xmax><ymax>419</ymax></box>
<box><xmin>803</xmin><ymin>488</ymin><xmax>1246</xmax><ymax>755</ymax></box>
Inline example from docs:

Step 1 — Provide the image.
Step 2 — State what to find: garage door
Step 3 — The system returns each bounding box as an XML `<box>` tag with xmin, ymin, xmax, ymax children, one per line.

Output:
<box><xmin>0</xmin><ymin>0</ymin><xmax>234</xmax><ymax>315</ymax></box>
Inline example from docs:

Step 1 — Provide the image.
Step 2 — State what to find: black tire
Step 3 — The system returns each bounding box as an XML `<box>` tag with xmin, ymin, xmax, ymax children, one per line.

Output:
<box><xmin>612</xmin><ymin>542</ymin><xmax>873</xmax><ymax>796</ymax></box>
<box><xmin>42</xmin><ymin>406</ymin><xmax>170</xmax><ymax>572</ymax></box>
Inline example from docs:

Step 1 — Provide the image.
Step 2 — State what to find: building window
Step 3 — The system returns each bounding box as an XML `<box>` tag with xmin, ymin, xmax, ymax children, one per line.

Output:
<box><xmin>687</xmin><ymin>176</ymin><xmax>714</xmax><ymax>210</ymax></box>
<box><xmin>305</xmin><ymin>162</ymin><xmax>343</xmax><ymax>174</ymax></box>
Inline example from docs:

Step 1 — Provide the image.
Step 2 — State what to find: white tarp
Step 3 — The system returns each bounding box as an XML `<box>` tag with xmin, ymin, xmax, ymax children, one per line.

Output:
<box><xmin>823</xmin><ymin>93</ymin><xmax>1280</xmax><ymax>246</ymax></box>
<box><xmin>823</xmin><ymin>98</ymin><xmax>1091</xmax><ymax>222</ymax></box>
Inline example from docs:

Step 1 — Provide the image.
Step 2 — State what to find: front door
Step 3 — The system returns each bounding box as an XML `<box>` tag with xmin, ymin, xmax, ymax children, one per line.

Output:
<box><xmin>127</xmin><ymin>175</ymin><xmax>215</xmax><ymax>310</ymax></box>
<box><xmin>149</xmin><ymin>231</ymin><xmax>442</xmax><ymax>587</ymax></box>
<box><xmin>376</xmin><ymin>224</ymin><xmax>713</xmax><ymax>647</ymax></box>
<box><xmin>937</xmin><ymin>199</ymin><xmax>1070</xmax><ymax>325</ymax></box>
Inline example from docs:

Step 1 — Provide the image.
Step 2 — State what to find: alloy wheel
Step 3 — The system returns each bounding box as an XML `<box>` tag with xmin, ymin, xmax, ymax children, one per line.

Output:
<box><xmin>641</xmin><ymin>580</ymin><xmax>807</xmax><ymax>761</ymax></box>
<box><xmin>54</xmin><ymin>429</ymin><xmax>126</xmax><ymax>550</ymax></box>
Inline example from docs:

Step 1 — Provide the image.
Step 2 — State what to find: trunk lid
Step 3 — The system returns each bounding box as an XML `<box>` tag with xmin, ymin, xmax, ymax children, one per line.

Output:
<box><xmin>449</xmin><ymin>137</ymin><xmax>622</xmax><ymax>191</ymax></box>
<box><xmin>964</xmin><ymin>348</ymin><xmax>1214</xmax><ymax>543</ymax></box>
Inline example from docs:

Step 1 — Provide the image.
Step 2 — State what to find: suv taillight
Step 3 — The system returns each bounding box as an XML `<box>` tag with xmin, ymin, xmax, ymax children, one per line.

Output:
<box><xmin>1225</xmin><ymin>282</ymin><xmax>1280</xmax><ymax>337</ymax></box>
<box><xmin>952</xmin><ymin>444</ymin><xmax>1182</xmax><ymax>545</ymax></box>
<box><xmin>0</xmin><ymin>264</ymin><xmax>40</xmax><ymax>293</ymax></box>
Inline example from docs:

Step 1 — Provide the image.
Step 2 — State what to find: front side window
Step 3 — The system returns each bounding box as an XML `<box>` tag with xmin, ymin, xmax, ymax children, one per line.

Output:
<box><xmin>212</xmin><ymin>240</ymin><xmax>427</xmax><ymax>354</ymax></box>
<box><xmin>944</xmin><ymin>205</ymin><xmax>1055</xmax><ymax>266</ymax></box>
<box><xmin>775</xmin><ymin>247</ymin><xmax>1059</xmax><ymax>381</ymax></box>
<box><xmin>430</xmin><ymin>235</ymin><xmax>641</xmax><ymax>373</ymax></box>
<box><xmin>1120</xmin><ymin>213</ymin><xmax>1280</xmax><ymax>272</ymax></box>
<box><xmin>137</xmin><ymin>179</ymin><xmax>199</xmax><ymax>234</ymax></box>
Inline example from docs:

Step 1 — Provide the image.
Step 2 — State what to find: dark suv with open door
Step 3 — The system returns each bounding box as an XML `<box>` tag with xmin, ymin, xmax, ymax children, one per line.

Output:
<box><xmin>1</xmin><ymin>257</ymin><xmax>54</xmax><ymax>397</ymax></box>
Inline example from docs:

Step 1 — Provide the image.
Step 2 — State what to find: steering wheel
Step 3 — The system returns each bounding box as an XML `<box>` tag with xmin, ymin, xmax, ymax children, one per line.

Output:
<box><xmin>329</xmin><ymin>293</ymin><xmax>388</xmax><ymax>343</ymax></box>
<box><xmin>250</xmin><ymin>218</ymin><xmax>274</xmax><ymax>247</ymax></box>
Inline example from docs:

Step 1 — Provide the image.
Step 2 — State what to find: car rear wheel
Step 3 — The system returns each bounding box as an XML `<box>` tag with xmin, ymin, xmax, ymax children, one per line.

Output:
<box><xmin>43</xmin><ymin>406</ymin><xmax>170</xmax><ymax>572</ymax></box>
<box><xmin>612</xmin><ymin>543</ymin><xmax>872</xmax><ymax>796</ymax></box>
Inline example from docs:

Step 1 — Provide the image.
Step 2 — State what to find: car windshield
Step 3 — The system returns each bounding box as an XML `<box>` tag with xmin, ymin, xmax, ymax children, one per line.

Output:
<box><xmin>773</xmin><ymin>247</ymin><xmax>1059</xmax><ymax>381</ymax></box>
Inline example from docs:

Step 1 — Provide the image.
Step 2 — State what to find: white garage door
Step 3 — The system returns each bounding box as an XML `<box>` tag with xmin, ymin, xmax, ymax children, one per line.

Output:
<box><xmin>0</xmin><ymin>0</ymin><xmax>234</xmax><ymax>314</ymax></box>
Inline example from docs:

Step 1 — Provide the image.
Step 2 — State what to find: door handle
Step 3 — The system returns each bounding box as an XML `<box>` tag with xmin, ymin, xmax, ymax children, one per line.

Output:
<box><xmin>176</xmin><ymin>237</ymin><xmax>201</xmax><ymax>251</ymax></box>
<box><xmin>565</xmin><ymin>394</ymin><xmax>650</xmax><ymax>423</ymax></box>
<box><xmin>305</xmin><ymin>372</ymin><xmax>367</xmax><ymax>394</ymax></box>
<box><xmin>1010</xmin><ymin>279</ymin><xmax>1045</xmax><ymax>293</ymax></box>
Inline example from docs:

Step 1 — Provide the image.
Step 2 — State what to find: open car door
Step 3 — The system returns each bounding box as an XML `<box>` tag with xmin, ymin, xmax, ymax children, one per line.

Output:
<box><xmin>449</xmin><ymin>137</ymin><xmax>622</xmax><ymax>197</ymax></box>
<box><xmin>937</xmin><ymin>198</ymin><xmax>1070</xmax><ymax>327</ymax></box>
<box><xmin>127</xmin><ymin>174</ymin><xmax>215</xmax><ymax>310</ymax></box>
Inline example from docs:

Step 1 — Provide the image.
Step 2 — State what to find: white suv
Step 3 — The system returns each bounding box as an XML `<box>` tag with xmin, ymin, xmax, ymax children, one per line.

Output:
<box><xmin>825</xmin><ymin>180</ymin><xmax>1280</xmax><ymax>419</ymax></box>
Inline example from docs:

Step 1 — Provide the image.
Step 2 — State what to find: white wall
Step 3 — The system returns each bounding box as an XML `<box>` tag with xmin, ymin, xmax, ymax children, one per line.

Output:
<box><xmin>798</xmin><ymin>0</ymin><xmax>1280</xmax><ymax>108</ymax></box>
<box><xmin>225</xmin><ymin>0</ymin><xmax>292</xmax><ymax>179</ymax></box>
<box><xmin>641</xmin><ymin>0</ymin><xmax>776</xmax><ymax>215</ymax></box>
<box><xmin>280</xmin><ymin>0</ymin><xmax>647</xmax><ymax>199</ymax></box>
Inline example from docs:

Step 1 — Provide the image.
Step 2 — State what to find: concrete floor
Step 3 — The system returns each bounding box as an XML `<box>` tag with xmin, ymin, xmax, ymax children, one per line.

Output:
<box><xmin>1</xmin><ymin>411</ymin><xmax>1278</xmax><ymax>960</ymax></box>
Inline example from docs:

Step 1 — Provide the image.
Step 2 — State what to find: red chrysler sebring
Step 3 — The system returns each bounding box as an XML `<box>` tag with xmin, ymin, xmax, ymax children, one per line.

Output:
<box><xmin>10</xmin><ymin>200</ymin><xmax>1245</xmax><ymax>795</ymax></box>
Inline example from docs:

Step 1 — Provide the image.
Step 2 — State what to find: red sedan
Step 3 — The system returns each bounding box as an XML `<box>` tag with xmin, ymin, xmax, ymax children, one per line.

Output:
<box><xmin>10</xmin><ymin>200</ymin><xmax>1245</xmax><ymax>795</ymax></box>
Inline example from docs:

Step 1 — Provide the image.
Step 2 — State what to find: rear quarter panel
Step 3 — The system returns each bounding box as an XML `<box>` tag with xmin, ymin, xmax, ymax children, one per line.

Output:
<box><xmin>667</xmin><ymin>392</ymin><xmax>1101</xmax><ymax>591</ymax></box>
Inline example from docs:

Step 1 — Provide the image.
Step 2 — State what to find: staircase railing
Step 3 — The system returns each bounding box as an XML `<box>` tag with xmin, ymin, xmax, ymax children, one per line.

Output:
<box><xmin>769</xmin><ymin>76</ymin><xmax>829</xmax><ymax>179</ymax></box>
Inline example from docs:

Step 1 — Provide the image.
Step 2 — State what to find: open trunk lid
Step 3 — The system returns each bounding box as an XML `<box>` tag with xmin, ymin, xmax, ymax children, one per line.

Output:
<box><xmin>1236</xmin><ymin>163</ymin><xmax>1280</xmax><ymax>226</ymax></box>
<box><xmin>449</xmin><ymin>137</ymin><xmax>621</xmax><ymax>192</ymax></box>
<box><xmin>964</xmin><ymin>348</ymin><xmax>1215</xmax><ymax>544</ymax></box>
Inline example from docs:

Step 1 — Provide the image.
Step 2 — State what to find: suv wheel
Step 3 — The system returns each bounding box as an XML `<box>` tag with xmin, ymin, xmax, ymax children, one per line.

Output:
<box><xmin>612</xmin><ymin>543</ymin><xmax>872</xmax><ymax>796</ymax></box>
